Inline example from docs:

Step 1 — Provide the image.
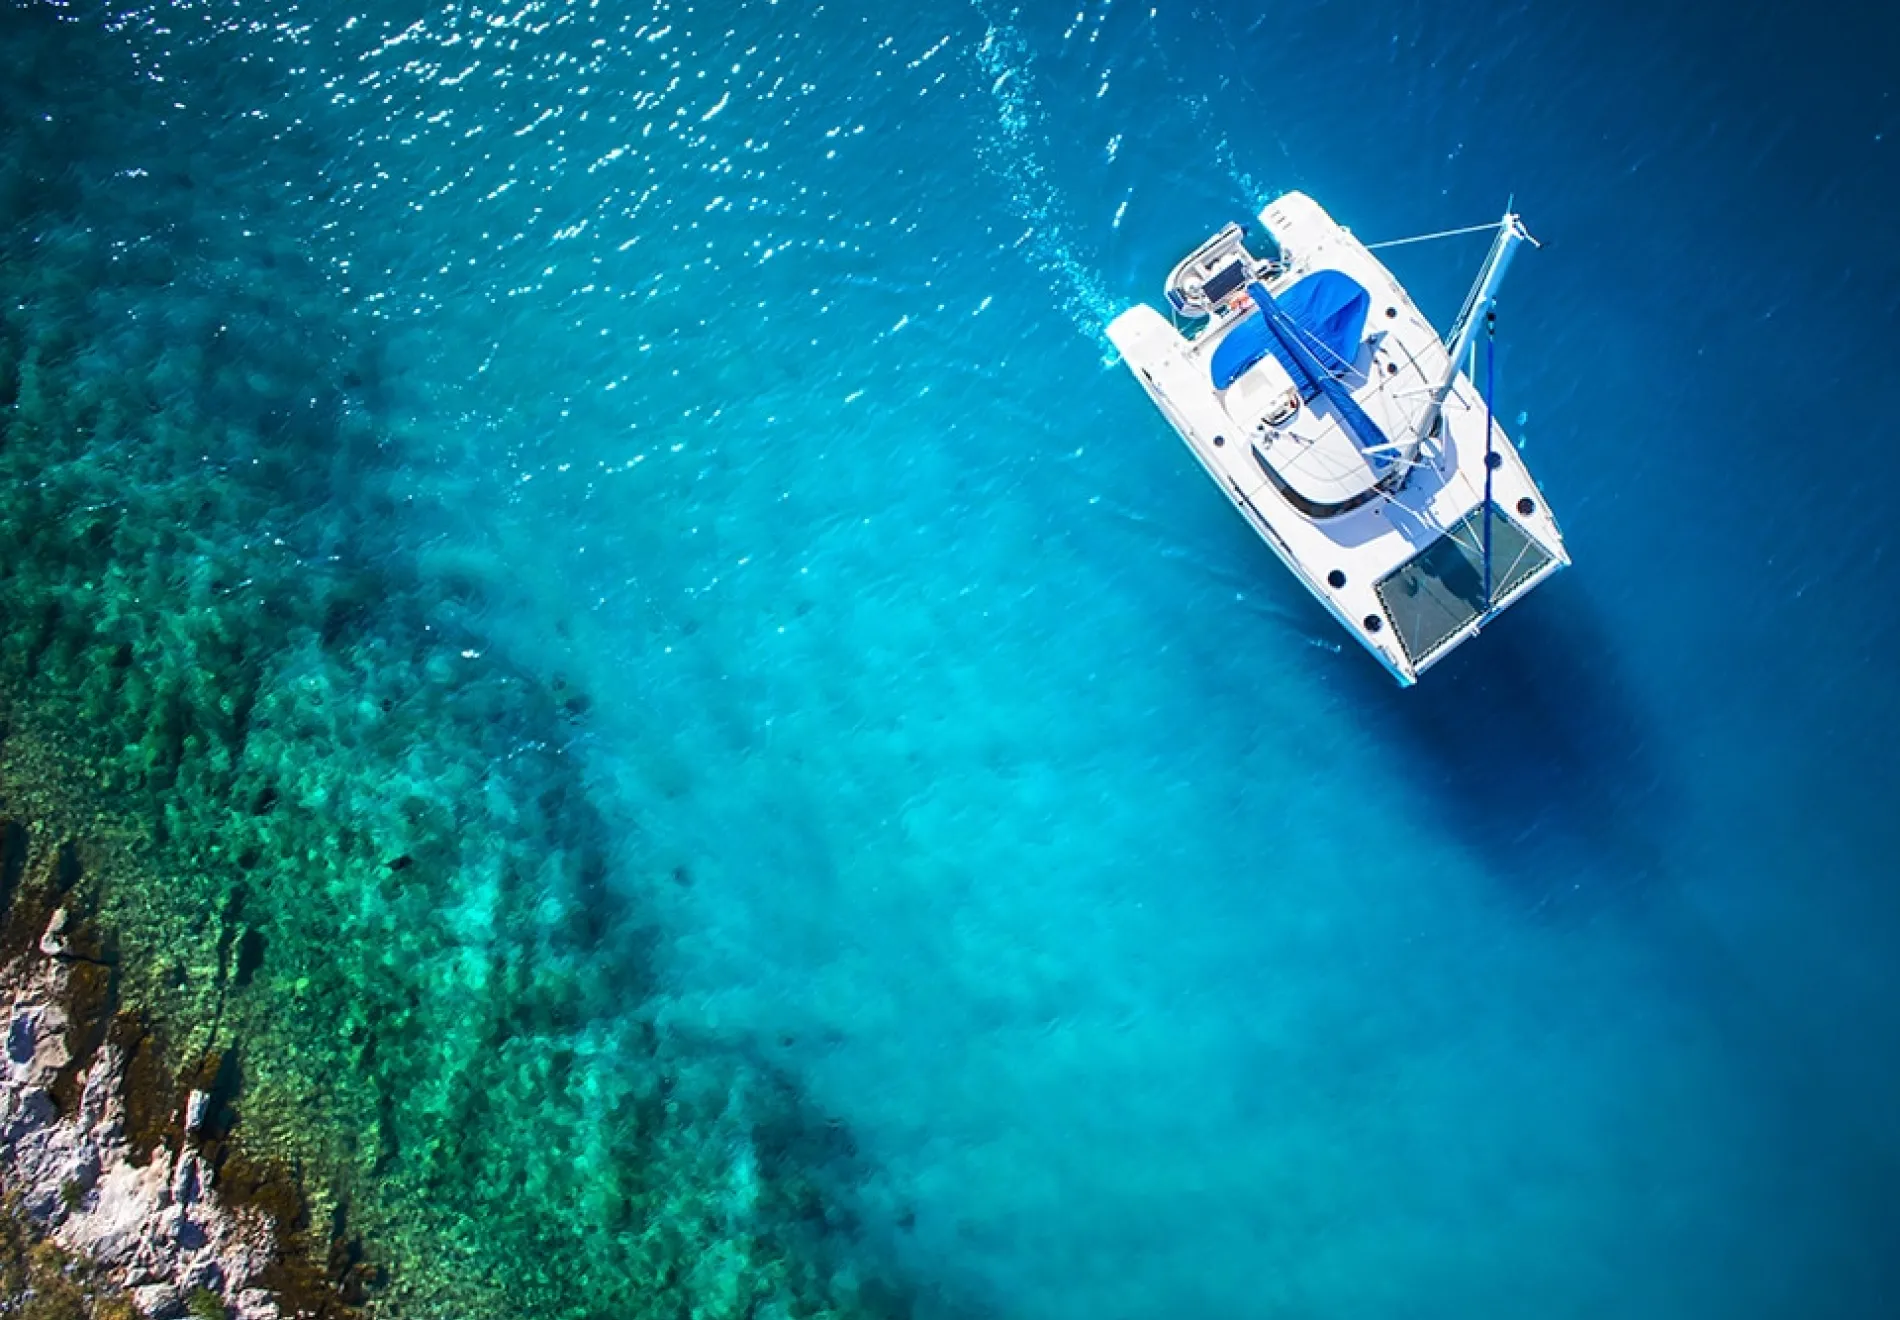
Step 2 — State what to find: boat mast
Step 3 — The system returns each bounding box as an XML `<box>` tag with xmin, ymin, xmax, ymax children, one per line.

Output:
<box><xmin>1480</xmin><ymin>310</ymin><xmax>1498</xmax><ymax>605</ymax></box>
<box><xmin>1412</xmin><ymin>210</ymin><xmax>1537</xmax><ymax>448</ymax></box>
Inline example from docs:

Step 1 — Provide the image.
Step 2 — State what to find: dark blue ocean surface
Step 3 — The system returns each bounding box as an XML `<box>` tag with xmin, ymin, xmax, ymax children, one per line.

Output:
<box><xmin>12</xmin><ymin>0</ymin><xmax>1900</xmax><ymax>1314</ymax></box>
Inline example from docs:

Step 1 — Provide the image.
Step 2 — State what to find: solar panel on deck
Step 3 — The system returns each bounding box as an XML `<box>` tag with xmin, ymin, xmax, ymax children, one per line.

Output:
<box><xmin>1202</xmin><ymin>262</ymin><xmax>1246</xmax><ymax>304</ymax></box>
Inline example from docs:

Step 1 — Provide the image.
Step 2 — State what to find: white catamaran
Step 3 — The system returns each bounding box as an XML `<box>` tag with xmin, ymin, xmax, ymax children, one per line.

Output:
<box><xmin>1108</xmin><ymin>192</ymin><xmax>1568</xmax><ymax>685</ymax></box>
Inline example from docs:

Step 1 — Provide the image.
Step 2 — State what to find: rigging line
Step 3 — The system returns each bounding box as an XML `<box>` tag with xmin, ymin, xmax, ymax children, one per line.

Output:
<box><xmin>1364</xmin><ymin>220</ymin><xmax>1504</xmax><ymax>251</ymax></box>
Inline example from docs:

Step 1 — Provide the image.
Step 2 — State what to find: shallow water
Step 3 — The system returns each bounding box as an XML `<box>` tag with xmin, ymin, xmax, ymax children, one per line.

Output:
<box><xmin>6</xmin><ymin>0</ymin><xmax>1900</xmax><ymax>1315</ymax></box>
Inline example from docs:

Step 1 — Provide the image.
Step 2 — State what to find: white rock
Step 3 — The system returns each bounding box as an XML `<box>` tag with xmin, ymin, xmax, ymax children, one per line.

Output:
<box><xmin>185</xmin><ymin>1087</ymin><xmax>211</xmax><ymax>1135</ymax></box>
<box><xmin>131</xmin><ymin>1282</ymin><xmax>184</xmax><ymax>1318</ymax></box>
<box><xmin>182</xmin><ymin>1255</ymin><xmax>226</xmax><ymax>1294</ymax></box>
<box><xmin>174</xmin><ymin>1150</ymin><xmax>203</xmax><ymax>1206</ymax></box>
<box><xmin>38</xmin><ymin>907</ymin><xmax>70</xmax><ymax>957</ymax></box>
<box><xmin>79</xmin><ymin>1054</ymin><xmax>116</xmax><ymax>1133</ymax></box>
<box><xmin>233</xmin><ymin>1287</ymin><xmax>279</xmax><ymax>1320</ymax></box>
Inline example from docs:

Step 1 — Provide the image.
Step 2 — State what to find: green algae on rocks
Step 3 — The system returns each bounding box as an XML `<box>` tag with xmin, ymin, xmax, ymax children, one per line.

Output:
<box><xmin>0</xmin><ymin>6</ymin><xmax>906</xmax><ymax>1317</ymax></box>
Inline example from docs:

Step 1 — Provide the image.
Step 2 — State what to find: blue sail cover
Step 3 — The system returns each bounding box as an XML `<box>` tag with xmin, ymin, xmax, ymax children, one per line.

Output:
<box><xmin>1210</xmin><ymin>269</ymin><xmax>1370</xmax><ymax>390</ymax></box>
<box><xmin>1209</xmin><ymin>272</ymin><xmax>1392</xmax><ymax>473</ymax></box>
<box><xmin>1272</xmin><ymin>269</ymin><xmax>1371</xmax><ymax>373</ymax></box>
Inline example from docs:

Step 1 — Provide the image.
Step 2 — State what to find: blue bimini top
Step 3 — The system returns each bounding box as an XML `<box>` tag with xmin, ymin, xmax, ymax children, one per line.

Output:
<box><xmin>1208</xmin><ymin>270</ymin><xmax>1391</xmax><ymax>472</ymax></box>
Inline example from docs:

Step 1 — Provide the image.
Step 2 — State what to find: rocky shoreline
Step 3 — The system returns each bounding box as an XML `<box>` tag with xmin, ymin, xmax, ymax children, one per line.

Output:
<box><xmin>1</xmin><ymin>828</ymin><xmax>361</xmax><ymax>1320</ymax></box>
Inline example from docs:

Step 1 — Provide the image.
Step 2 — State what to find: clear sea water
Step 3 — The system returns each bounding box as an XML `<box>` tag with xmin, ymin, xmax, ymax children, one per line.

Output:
<box><xmin>12</xmin><ymin>0</ymin><xmax>1900</xmax><ymax>1314</ymax></box>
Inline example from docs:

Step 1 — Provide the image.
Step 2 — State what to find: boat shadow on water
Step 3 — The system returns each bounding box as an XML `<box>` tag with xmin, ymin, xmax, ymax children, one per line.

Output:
<box><xmin>1337</xmin><ymin>579</ymin><xmax>1674</xmax><ymax>920</ymax></box>
<box><xmin>1350</xmin><ymin>588</ymin><xmax>1900</xmax><ymax>1292</ymax></box>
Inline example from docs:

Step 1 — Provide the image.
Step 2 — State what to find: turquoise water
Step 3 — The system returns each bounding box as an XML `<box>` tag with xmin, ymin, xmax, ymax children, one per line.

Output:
<box><xmin>8</xmin><ymin>0</ymin><xmax>1900</xmax><ymax>1314</ymax></box>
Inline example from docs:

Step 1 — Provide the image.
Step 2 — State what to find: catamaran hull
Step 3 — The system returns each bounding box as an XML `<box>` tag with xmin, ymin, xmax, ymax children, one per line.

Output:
<box><xmin>1109</xmin><ymin>193</ymin><xmax>1570</xmax><ymax>685</ymax></box>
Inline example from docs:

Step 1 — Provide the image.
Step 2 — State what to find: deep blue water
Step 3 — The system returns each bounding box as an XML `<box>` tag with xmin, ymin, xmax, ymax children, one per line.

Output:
<box><xmin>22</xmin><ymin>0</ymin><xmax>1900</xmax><ymax>1314</ymax></box>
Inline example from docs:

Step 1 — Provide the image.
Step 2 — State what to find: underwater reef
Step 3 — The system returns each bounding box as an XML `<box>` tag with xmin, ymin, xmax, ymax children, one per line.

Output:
<box><xmin>0</xmin><ymin>5</ymin><xmax>905</xmax><ymax>1317</ymax></box>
